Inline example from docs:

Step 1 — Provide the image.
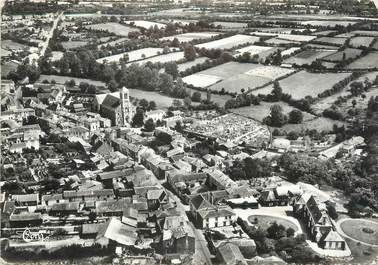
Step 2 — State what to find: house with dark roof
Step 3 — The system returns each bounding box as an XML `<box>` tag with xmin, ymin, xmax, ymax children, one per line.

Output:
<box><xmin>9</xmin><ymin>213</ymin><xmax>42</xmax><ymax>228</ymax></box>
<box><xmin>294</xmin><ymin>195</ymin><xmax>346</xmax><ymax>250</ymax></box>
<box><xmin>190</xmin><ymin>194</ymin><xmax>236</xmax><ymax>229</ymax></box>
<box><xmin>216</xmin><ymin>243</ymin><xmax>247</xmax><ymax>265</ymax></box>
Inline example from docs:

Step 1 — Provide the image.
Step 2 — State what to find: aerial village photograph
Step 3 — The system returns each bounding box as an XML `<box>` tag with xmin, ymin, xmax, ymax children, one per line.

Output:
<box><xmin>1</xmin><ymin>0</ymin><xmax>378</xmax><ymax>264</ymax></box>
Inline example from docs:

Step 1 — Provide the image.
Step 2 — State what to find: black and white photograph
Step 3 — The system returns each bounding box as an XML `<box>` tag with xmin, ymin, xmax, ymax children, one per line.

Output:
<box><xmin>0</xmin><ymin>0</ymin><xmax>378</xmax><ymax>264</ymax></box>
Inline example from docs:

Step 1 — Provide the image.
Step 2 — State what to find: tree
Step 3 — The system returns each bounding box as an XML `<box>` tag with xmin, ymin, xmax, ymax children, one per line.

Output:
<box><xmin>288</xmin><ymin>110</ymin><xmax>303</xmax><ymax>124</ymax></box>
<box><xmin>139</xmin><ymin>99</ymin><xmax>149</xmax><ymax>110</ymax></box>
<box><xmin>191</xmin><ymin>91</ymin><xmax>202</xmax><ymax>102</ymax></box>
<box><xmin>271</xmin><ymin>81</ymin><xmax>283</xmax><ymax>101</ymax></box>
<box><xmin>172</xmin><ymin>99</ymin><xmax>183</xmax><ymax>109</ymax></box>
<box><xmin>286</xmin><ymin>227</ymin><xmax>295</xmax><ymax>237</ymax></box>
<box><xmin>144</xmin><ymin>118</ymin><xmax>155</xmax><ymax>132</ymax></box>
<box><xmin>107</xmin><ymin>79</ymin><xmax>118</xmax><ymax>92</ymax></box>
<box><xmin>132</xmin><ymin>108</ymin><xmax>144</xmax><ymax>127</ymax></box>
<box><xmin>287</xmin><ymin>131</ymin><xmax>299</xmax><ymax>140</ymax></box>
<box><xmin>149</xmin><ymin>101</ymin><xmax>157</xmax><ymax>110</ymax></box>
<box><xmin>158</xmin><ymin>73</ymin><xmax>174</xmax><ymax>95</ymax></box>
<box><xmin>183</xmin><ymin>96</ymin><xmax>192</xmax><ymax>107</ymax></box>
<box><xmin>352</xmin><ymin>99</ymin><xmax>357</xmax><ymax>108</ymax></box>
<box><xmin>165</xmin><ymin>62</ymin><xmax>179</xmax><ymax>79</ymax></box>
<box><xmin>263</xmin><ymin>104</ymin><xmax>288</xmax><ymax>127</ymax></box>
<box><xmin>174</xmin><ymin>121</ymin><xmax>183</xmax><ymax>133</ymax></box>
<box><xmin>267</xmin><ymin>222</ymin><xmax>287</xmax><ymax>239</ymax></box>
<box><xmin>184</xmin><ymin>44</ymin><xmax>196</xmax><ymax>61</ymax></box>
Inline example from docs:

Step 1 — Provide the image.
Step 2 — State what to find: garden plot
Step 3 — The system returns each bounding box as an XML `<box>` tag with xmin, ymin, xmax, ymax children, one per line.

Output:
<box><xmin>208</xmin><ymin>65</ymin><xmax>294</xmax><ymax>93</ymax></box>
<box><xmin>347</xmin><ymin>52</ymin><xmax>378</xmax><ymax>69</ymax></box>
<box><xmin>125</xmin><ymin>20</ymin><xmax>166</xmax><ymax>29</ymax></box>
<box><xmin>96</xmin><ymin>48</ymin><xmax>164</xmax><ymax>64</ymax></box>
<box><xmin>234</xmin><ymin>45</ymin><xmax>274</xmax><ymax>57</ymax></box>
<box><xmin>85</xmin><ymin>23</ymin><xmax>138</xmax><ymax>36</ymax></box>
<box><xmin>230</xmin><ymin>101</ymin><xmax>315</xmax><ymax>122</ymax></box>
<box><xmin>313</xmin><ymin>36</ymin><xmax>347</xmax><ymax>46</ymax></box>
<box><xmin>195</xmin><ymin>34</ymin><xmax>260</xmax><ymax>50</ymax></box>
<box><xmin>160</xmin><ymin>32</ymin><xmax>220</xmax><ymax>42</ymax></box>
<box><xmin>178</xmin><ymin>57</ymin><xmax>209</xmax><ymax>72</ymax></box>
<box><xmin>61</xmin><ymin>41</ymin><xmax>88</xmax><ymax>50</ymax></box>
<box><xmin>301</xmin><ymin>20</ymin><xmax>357</xmax><ymax>27</ymax></box>
<box><xmin>128</xmin><ymin>51</ymin><xmax>184</xmax><ymax>65</ymax></box>
<box><xmin>212</xmin><ymin>21</ymin><xmax>248</xmax><ymax>28</ymax></box>
<box><xmin>284</xmin><ymin>49</ymin><xmax>336</xmax><ymax>65</ymax></box>
<box><xmin>349</xmin><ymin>36</ymin><xmax>375</xmax><ymax>48</ymax></box>
<box><xmin>255</xmin><ymin>71</ymin><xmax>352</xmax><ymax>100</ymax></box>
<box><xmin>321</xmin><ymin>48</ymin><xmax>362</xmax><ymax>62</ymax></box>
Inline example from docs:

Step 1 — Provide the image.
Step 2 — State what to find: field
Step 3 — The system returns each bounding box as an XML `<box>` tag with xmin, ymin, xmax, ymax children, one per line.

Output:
<box><xmin>276</xmin><ymin>34</ymin><xmax>317</xmax><ymax>42</ymax></box>
<box><xmin>160</xmin><ymin>32</ymin><xmax>220</xmax><ymax>42</ymax></box>
<box><xmin>230</xmin><ymin>101</ymin><xmax>315</xmax><ymax>122</ymax></box>
<box><xmin>195</xmin><ymin>34</ymin><xmax>260</xmax><ymax>50</ymax></box>
<box><xmin>234</xmin><ymin>44</ymin><xmax>275</xmax><ymax>57</ymax></box>
<box><xmin>212</xmin><ymin>21</ymin><xmax>248</xmax><ymax>28</ymax></box>
<box><xmin>282</xmin><ymin>116</ymin><xmax>345</xmax><ymax>133</ymax></box>
<box><xmin>128</xmin><ymin>51</ymin><xmax>184</xmax><ymax>65</ymax></box>
<box><xmin>50</xmin><ymin>51</ymin><xmax>64</xmax><ymax>62</ymax></box>
<box><xmin>61</xmin><ymin>41</ymin><xmax>88</xmax><ymax>50</ymax></box>
<box><xmin>311</xmin><ymin>71</ymin><xmax>378</xmax><ymax>115</ymax></box>
<box><xmin>125</xmin><ymin>20</ymin><xmax>166</xmax><ymax>29</ymax></box>
<box><xmin>347</xmin><ymin>52</ymin><xmax>378</xmax><ymax>69</ymax></box>
<box><xmin>321</xmin><ymin>48</ymin><xmax>362</xmax><ymax>62</ymax></box>
<box><xmin>1</xmin><ymin>48</ymin><xmax>11</xmax><ymax>57</ymax></box>
<box><xmin>313</xmin><ymin>30</ymin><xmax>338</xmax><ymax>36</ymax></box>
<box><xmin>182</xmin><ymin>62</ymin><xmax>260</xmax><ymax>88</ymax></box>
<box><xmin>85</xmin><ymin>23</ymin><xmax>138</xmax><ymax>37</ymax></box>
<box><xmin>350</xmin><ymin>30</ymin><xmax>378</xmax><ymax>37</ymax></box>
<box><xmin>305</xmin><ymin>43</ymin><xmax>340</xmax><ymax>50</ymax></box>
<box><xmin>265</xmin><ymin>38</ymin><xmax>300</xmax><ymax>45</ymax></box>
<box><xmin>37</xmin><ymin>75</ymin><xmax>106</xmax><ymax>86</ymax></box>
<box><xmin>96</xmin><ymin>48</ymin><xmax>163</xmax><ymax>64</ymax></box>
<box><xmin>284</xmin><ymin>49</ymin><xmax>336</xmax><ymax>65</ymax></box>
<box><xmin>349</xmin><ymin>36</ymin><xmax>375</xmax><ymax>48</ymax></box>
<box><xmin>313</xmin><ymin>36</ymin><xmax>347</xmax><ymax>46</ymax></box>
<box><xmin>301</xmin><ymin>20</ymin><xmax>357</xmax><ymax>27</ymax></box>
<box><xmin>255</xmin><ymin>70</ymin><xmax>352</xmax><ymax>100</ymax></box>
<box><xmin>209</xmin><ymin>65</ymin><xmax>294</xmax><ymax>93</ymax></box>
<box><xmin>2</xmin><ymin>39</ymin><xmax>29</xmax><ymax>51</ymax></box>
<box><xmin>129</xmin><ymin>89</ymin><xmax>176</xmax><ymax>109</ymax></box>
<box><xmin>177</xmin><ymin>57</ymin><xmax>209</xmax><ymax>72</ymax></box>
<box><xmin>281</xmin><ymin>47</ymin><xmax>301</xmax><ymax>57</ymax></box>
<box><xmin>97</xmin><ymin>38</ymin><xmax>128</xmax><ymax>49</ymax></box>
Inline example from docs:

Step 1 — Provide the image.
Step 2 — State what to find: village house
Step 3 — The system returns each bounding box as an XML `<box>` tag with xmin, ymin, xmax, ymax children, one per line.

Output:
<box><xmin>63</xmin><ymin>189</ymin><xmax>115</xmax><ymax>202</ymax></box>
<box><xmin>145</xmin><ymin>109</ymin><xmax>165</xmax><ymax>122</ymax></box>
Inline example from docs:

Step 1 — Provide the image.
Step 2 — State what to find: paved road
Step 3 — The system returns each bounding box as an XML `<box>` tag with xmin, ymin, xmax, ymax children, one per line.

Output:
<box><xmin>166</xmin><ymin>189</ymin><xmax>212</xmax><ymax>265</ymax></box>
<box><xmin>40</xmin><ymin>11</ymin><xmax>64</xmax><ymax>57</ymax></box>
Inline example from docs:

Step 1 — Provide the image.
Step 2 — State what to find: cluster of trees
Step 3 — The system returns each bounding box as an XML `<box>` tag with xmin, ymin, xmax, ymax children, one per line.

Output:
<box><xmin>227</xmin><ymin>157</ymin><xmax>272</xmax><ymax>180</ymax></box>
<box><xmin>318</xmin><ymin>72</ymin><xmax>363</xmax><ymax>98</ymax></box>
<box><xmin>7</xmin><ymin>62</ymin><xmax>40</xmax><ymax>83</ymax></box>
<box><xmin>238</xmin><ymin>218</ymin><xmax>321</xmax><ymax>263</ymax></box>
<box><xmin>263</xmin><ymin>105</ymin><xmax>303</xmax><ymax>127</ymax></box>
<box><xmin>225</xmin><ymin>93</ymin><xmax>261</xmax><ymax>109</ymax></box>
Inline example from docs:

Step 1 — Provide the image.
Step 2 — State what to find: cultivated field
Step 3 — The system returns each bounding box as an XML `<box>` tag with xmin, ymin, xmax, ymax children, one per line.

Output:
<box><xmin>349</xmin><ymin>36</ymin><xmax>375</xmax><ymax>48</ymax></box>
<box><xmin>321</xmin><ymin>48</ymin><xmax>362</xmax><ymax>62</ymax></box>
<box><xmin>128</xmin><ymin>51</ymin><xmax>184</xmax><ymax>65</ymax></box>
<box><xmin>195</xmin><ymin>34</ymin><xmax>260</xmax><ymax>50</ymax></box>
<box><xmin>305</xmin><ymin>43</ymin><xmax>340</xmax><ymax>50</ymax></box>
<box><xmin>61</xmin><ymin>41</ymin><xmax>88</xmax><ymax>50</ymax></box>
<box><xmin>349</xmin><ymin>30</ymin><xmax>378</xmax><ymax>37</ymax></box>
<box><xmin>96</xmin><ymin>48</ymin><xmax>164</xmax><ymax>64</ymax></box>
<box><xmin>284</xmin><ymin>49</ymin><xmax>336</xmax><ymax>65</ymax></box>
<box><xmin>313</xmin><ymin>36</ymin><xmax>348</xmax><ymax>46</ymax></box>
<box><xmin>85</xmin><ymin>23</ymin><xmax>138</xmax><ymax>37</ymax></box>
<box><xmin>230</xmin><ymin>101</ymin><xmax>315</xmax><ymax>122</ymax></box>
<box><xmin>255</xmin><ymin>71</ymin><xmax>352</xmax><ymax>100</ymax></box>
<box><xmin>313</xmin><ymin>30</ymin><xmax>338</xmax><ymax>36</ymax></box>
<box><xmin>177</xmin><ymin>57</ymin><xmax>209</xmax><ymax>72</ymax></box>
<box><xmin>281</xmin><ymin>47</ymin><xmax>301</xmax><ymax>57</ymax></box>
<box><xmin>125</xmin><ymin>20</ymin><xmax>166</xmax><ymax>29</ymax></box>
<box><xmin>160</xmin><ymin>32</ymin><xmax>220</xmax><ymax>42</ymax></box>
<box><xmin>347</xmin><ymin>52</ymin><xmax>378</xmax><ymax>69</ymax></box>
